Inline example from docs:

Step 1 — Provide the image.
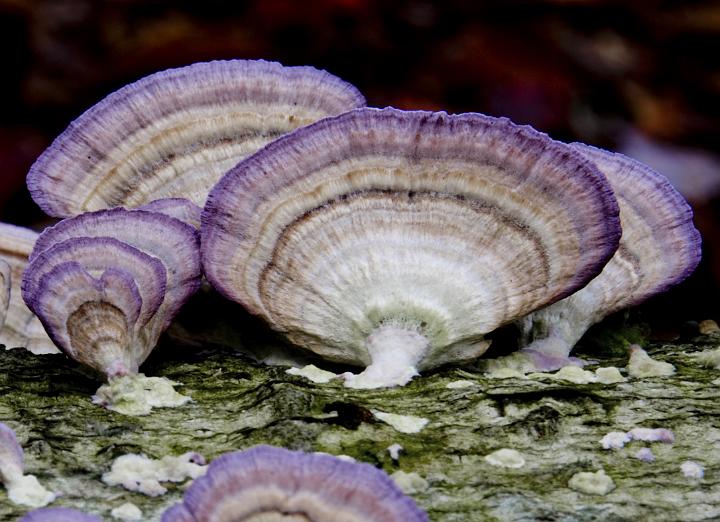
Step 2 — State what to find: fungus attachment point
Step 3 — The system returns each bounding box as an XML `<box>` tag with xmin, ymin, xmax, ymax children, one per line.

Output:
<box><xmin>22</xmin><ymin>209</ymin><xmax>202</xmax><ymax>412</ymax></box>
<box><xmin>203</xmin><ymin>108</ymin><xmax>621</xmax><ymax>388</ymax></box>
<box><xmin>161</xmin><ymin>445</ymin><xmax>429</xmax><ymax>521</ymax></box>
<box><xmin>342</xmin><ymin>323</ymin><xmax>430</xmax><ymax>388</ymax></box>
<box><xmin>28</xmin><ymin>60</ymin><xmax>365</xmax><ymax>216</ymax></box>
<box><xmin>502</xmin><ymin>144</ymin><xmax>701</xmax><ymax>372</ymax></box>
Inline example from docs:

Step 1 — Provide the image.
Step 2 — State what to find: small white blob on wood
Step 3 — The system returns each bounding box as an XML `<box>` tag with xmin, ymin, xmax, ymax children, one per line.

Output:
<box><xmin>568</xmin><ymin>469</ymin><xmax>615</xmax><ymax>495</ymax></box>
<box><xmin>484</xmin><ymin>448</ymin><xmax>526</xmax><ymax>468</ymax></box>
<box><xmin>681</xmin><ymin>461</ymin><xmax>704</xmax><ymax>479</ymax></box>
<box><xmin>286</xmin><ymin>364</ymin><xmax>337</xmax><ymax>384</ymax></box>
<box><xmin>111</xmin><ymin>502</ymin><xmax>142</xmax><ymax>521</ymax></box>
<box><xmin>627</xmin><ymin>345</ymin><xmax>675</xmax><ymax>378</ymax></box>
<box><xmin>390</xmin><ymin>470</ymin><xmax>429</xmax><ymax>494</ymax></box>
<box><xmin>371</xmin><ymin>411</ymin><xmax>429</xmax><ymax>434</ymax></box>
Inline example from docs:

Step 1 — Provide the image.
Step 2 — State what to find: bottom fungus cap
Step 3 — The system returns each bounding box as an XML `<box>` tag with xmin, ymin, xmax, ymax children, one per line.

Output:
<box><xmin>162</xmin><ymin>445</ymin><xmax>429</xmax><ymax>522</ymax></box>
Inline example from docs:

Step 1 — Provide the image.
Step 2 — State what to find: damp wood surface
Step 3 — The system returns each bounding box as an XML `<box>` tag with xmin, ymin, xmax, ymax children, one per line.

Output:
<box><xmin>1</xmin><ymin>332</ymin><xmax>719</xmax><ymax>521</ymax></box>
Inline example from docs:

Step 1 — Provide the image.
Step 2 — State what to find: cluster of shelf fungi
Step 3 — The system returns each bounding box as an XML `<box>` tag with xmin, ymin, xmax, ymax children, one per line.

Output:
<box><xmin>0</xmin><ymin>59</ymin><xmax>702</xmax><ymax>521</ymax></box>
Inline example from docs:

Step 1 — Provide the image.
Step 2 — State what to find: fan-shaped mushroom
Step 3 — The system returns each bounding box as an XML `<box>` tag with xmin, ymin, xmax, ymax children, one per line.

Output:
<box><xmin>0</xmin><ymin>223</ymin><xmax>58</xmax><ymax>354</ymax></box>
<box><xmin>511</xmin><ymin>144</ymin><xmax>701</xmax><ymax>371</ymax></box>
<box><xmin>202</xmin><ymin>107</ymin><xmax>621</xmax><ymax>388</ymax></box>
<box><xmin>22</xmin><ymin>208</ymin><xmax>201</xmax><ymax>379</ymax></box>
<box><xmin>161</xmin><ymin>445</ymin><xmax>429</xmax><ymax>522</ymax></box>
<box><xmin>27</xmin><ymin>60</ymin><xmax>366</xmax><ymax>216</ymax></box>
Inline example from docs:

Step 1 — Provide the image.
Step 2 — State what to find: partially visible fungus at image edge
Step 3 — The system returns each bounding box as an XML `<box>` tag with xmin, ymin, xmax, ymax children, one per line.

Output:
<box><xmin>0</xmin><ymin>423</ymin><xmax>56</xmax><ymax>508</ymax></box>
<box><xmin>161</xmin><ymin>445</ymin><xmax>429</xmax><ymax>521</ymax></box>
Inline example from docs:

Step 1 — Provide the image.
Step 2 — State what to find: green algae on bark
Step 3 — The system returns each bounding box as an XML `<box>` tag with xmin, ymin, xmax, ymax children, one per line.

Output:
<box><xmin>1</xmin><ymin>332</ymin><xmax>720</xmax><ymax>521</ymax></box>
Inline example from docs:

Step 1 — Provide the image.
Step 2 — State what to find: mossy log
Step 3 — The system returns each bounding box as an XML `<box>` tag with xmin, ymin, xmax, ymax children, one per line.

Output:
<box><xmin>1</xmin><ymin>329</ymin><xmax>719</xmax><ymax>521</ymax></box>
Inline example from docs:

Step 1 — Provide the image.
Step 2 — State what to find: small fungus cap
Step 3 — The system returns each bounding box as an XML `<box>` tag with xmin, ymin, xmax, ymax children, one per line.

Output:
<box><xmin>22</xmin><ymin>208</ymin><xmax>201</xmax><ymax>378</ymax></box>
<box><xmin>27</xmin><ymin>59</ymin><xmax>366</xmax><ymax>216</ymax></box>
<box><xmin>202</xmin><ymin>107</ymin><xmax>620</xmax><ymax>371</ymax></box>
<box><xmin>161</xmin><ymin>445</ymin><xmax>429</xmax><ymax>522</ymax></box>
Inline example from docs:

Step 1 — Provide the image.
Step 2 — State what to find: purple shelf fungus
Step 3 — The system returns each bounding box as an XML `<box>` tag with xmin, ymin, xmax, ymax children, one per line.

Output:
<box><xmin>161</xmin><ymin>445</ymin><xmax>429</xmax><ymax>522</ymax></box>
<box><xmin>21</xmin><ymin>208</ymin><xmax>202</xmax><ymax>414</ymax></box>
<box><xmin>508</xmin><ymin>144</ymin><xmax>701</xmax><ymax>372</ymax></box>
<box><xmin>0</xmin><ymin>423</ymin><xmax>56</xmax><ymax>508</ymax></box>
<box><xmin>140</xmin><ymin>198</ymin><xmax>203</xmax><ymax>229</ymax></box>
<box><xmin>27</xmin><ymin>60</ymin><xmax>366</xmax><ymax>216</ymax></box>
<box><xmin>18</xmin><ymin>508</ymin><xmax>102</xmax><ymax>522</ymax></box>
<box><xmin>0</xmin><ymin>223</ymin><xmax>58</xmax><ymax>354</ymax></box>
<box><xmin>202</xmin><ymin>107</ymin><xmax>621</xmax><ymax>388</ymax></box>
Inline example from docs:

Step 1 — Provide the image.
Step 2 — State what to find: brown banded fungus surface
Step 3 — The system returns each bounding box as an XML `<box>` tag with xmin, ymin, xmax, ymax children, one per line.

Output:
<box><xmin>26</xmin><ymin>60</ymin><xmax>366</xmax><ymax>216</ymax></box>
<box><xmin>22</xmin><ymin>208</ymin><xmax>202</xmax><ymax>380</ymax></box>
<box><xmin>202</xmin><ymin>107</ymin><xmax>622</xmax><ymax>388</ymax></box>
<box><xmin>20</xmin><ymin>209</ymin><xmax>203</xmax><ymax>415</ymax></box>
<box><xmin>508</xmin><ymin>144</ymin><xmax>702</xmax><ymax>372</ymax></box>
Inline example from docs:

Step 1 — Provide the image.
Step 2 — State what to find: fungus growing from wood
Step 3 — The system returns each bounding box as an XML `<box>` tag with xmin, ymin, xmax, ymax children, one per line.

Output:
<box><xmin>23</xmin><ymin>209</ymin><xmax>201</xmax><ymax>379</ymax></box>
<box><xmin>514</xmin><ymin>144</ymin><xmax>701</xmax><ymax>371</ymax></box>
<box><xmin>202</xmin><ymin>107</ymin><xmax>621</xmax><ymax>388</ymax></box>
<box><xmin>21</xmin><ymin>209</ymin><xmax>201</xmax><ymax>413</ymax></box>
<box><xmin>27</xmin><ymin>60</ymin><xmax>366</xmax><ymax>216</ymax></box>
<box><xmin>161</xmin><ymin>445</ymin><xmax>429</xmax><ymax>521</ymax></box>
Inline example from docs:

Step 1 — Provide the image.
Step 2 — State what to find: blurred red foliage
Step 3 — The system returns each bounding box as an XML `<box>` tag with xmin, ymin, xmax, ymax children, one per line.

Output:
<box><xmin>1</xmin><ymin>0</ymin><xmax>718</xmax><ymax>323</ymax></box>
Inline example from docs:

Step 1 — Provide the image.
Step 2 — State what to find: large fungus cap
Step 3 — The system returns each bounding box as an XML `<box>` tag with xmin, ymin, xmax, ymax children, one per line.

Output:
<box><xmin>0</xmin><ymin>223</ymin><xmax>57</xmax><ymax>353</ymax></box>
<box><xmin>22</xmin><ymin>208</ymin><xmax>201</xmax><ymax>378</ymax></box>
<box><xmin>27</xmin><ymin>60</ymin><xmax>366</xmax><ymax>217</ymax></box>
<box><xmin>517</xmin><ymin>143</ymin><xmax>702</xmax><ymax>368</ymax></box>
<box><xmin>202</xmin><ymin>107</ymin><xmax>621</xmax><ymax>388</ymax></box>
<box><xmin>162</xmin><ymin>445</ymin><xmax>428</xmax><ymax>522</ymax></box>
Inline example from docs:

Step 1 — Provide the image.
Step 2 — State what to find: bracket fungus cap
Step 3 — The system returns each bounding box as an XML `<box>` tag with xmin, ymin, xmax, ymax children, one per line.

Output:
<box><xmin>517</xmin><ymin>143</ymin><xmax>702</xmax><ymax>369</ymax></box>
<box><xmin>161</xmin><ymin>445</ymin><xmax>429</xmax><ymax>522</ymax></box>
<box><xmin>23</xmin><ymin>208</ymin><xmax>201</xmax><ymax>378</ymax></box>
<box><xmin>140</xmin><ymin>198</ymin><xmax>203</xmax><ymax>228</ymax></box>
<box><xmin>27</xmin><ymin>59</ymin><xmax>366</xmax><ymax>216</ymax></box>
<box><xmin>0</xmin><ymin>223</ymin><xmax>57</xmax><ymax>353</ymax></box>
<box><xmin>202</xmin><ymin>107</ymin><xmax>620</xmax><ymax>387</ymax></box>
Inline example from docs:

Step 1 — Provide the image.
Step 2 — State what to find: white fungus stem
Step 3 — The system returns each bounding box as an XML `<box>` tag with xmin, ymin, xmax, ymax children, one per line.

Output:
<box><xmin>343</xmin><ymin>324</ymin><xmax>430</xmax><ymax>389</ymax></box>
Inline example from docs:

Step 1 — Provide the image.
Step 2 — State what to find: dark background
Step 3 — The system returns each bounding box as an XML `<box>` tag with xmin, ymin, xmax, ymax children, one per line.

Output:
<box><xmin>2</xmin><ymin>0</ymin><xmax>719</xmax><ymax>332</ymax></box>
